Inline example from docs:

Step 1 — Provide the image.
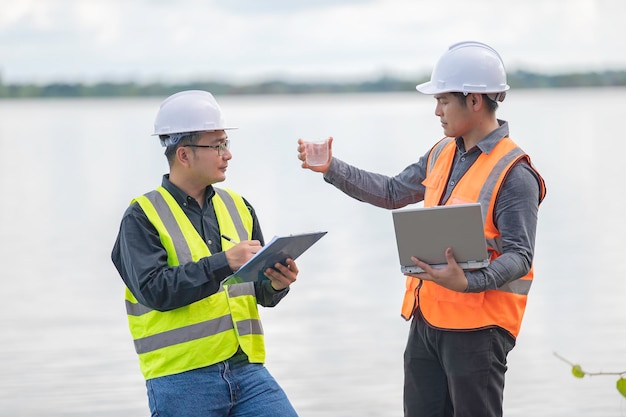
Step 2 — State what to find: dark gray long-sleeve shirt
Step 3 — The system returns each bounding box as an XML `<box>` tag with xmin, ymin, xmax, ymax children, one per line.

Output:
<box><xmin>111</xmin><ymin>175</ymin><xmax>288</xmax><ymax>311</ymax></box>
<box><xmin>323</xmin><ymin>120</ymin><xmax>544</xmax><ymax>293</ymax></box>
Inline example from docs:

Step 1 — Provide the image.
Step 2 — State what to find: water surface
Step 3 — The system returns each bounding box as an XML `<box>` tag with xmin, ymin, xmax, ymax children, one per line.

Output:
<box><xmin>1</xmin><ymin>90</ymin><xmax>625</xmax><ymax>416</ymax></box>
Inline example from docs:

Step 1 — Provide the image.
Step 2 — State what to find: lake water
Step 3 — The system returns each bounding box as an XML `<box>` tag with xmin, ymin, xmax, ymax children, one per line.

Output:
<box><xmin>1</xmin><ymin>89</ymin><xmax>625</xmax><ymax>416</ymax></box>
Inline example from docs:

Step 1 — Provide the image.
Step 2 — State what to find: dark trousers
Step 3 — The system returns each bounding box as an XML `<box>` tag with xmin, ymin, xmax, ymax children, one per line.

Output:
<box><xmin>403</xmin><ymin>313</ymin><xmax>516</xmax><ymax>417</ymax></box>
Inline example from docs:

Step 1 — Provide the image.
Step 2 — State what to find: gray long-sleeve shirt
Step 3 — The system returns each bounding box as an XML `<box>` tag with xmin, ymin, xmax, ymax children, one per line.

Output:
<box><xmin>323</xmin><ymin>120</ymin><xmax>544</xmax><ymax>293</ymax></box>
<box><xmin>111</xmin><ymin>175</ymin><xmax>288</xmax><ymax>311</ymax></box>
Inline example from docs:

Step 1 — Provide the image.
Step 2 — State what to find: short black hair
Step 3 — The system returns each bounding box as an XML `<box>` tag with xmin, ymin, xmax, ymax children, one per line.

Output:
<box><xmin>451</xmin><ymin>92</ymin><xmax>499</xmax><ymax>113</ymax></box>
<box><xmin>163</xmin><ymin>132</ymin><xmax>201</xmax><ymax>166</ymax></box>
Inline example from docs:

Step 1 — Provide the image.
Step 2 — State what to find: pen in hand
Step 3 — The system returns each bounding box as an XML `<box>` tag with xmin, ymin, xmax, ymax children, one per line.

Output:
<box><xmin>221</xmin><ymin>234</ymin><xmax>239</xmax><ymax>244</ymax></box>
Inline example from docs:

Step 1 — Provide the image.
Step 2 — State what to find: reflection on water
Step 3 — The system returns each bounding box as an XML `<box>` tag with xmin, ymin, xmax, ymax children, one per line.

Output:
<box><xmin>1</xmin><ymin>90</ymin><xmax>625</xmax><ymax>416</ymax></box>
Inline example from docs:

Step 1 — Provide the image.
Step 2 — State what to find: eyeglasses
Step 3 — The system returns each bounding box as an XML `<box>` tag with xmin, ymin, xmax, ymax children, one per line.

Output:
<box><xmin>185</xmin><ymin>140</ymin><xmax>230</xmax><ymax>156</ymax></box>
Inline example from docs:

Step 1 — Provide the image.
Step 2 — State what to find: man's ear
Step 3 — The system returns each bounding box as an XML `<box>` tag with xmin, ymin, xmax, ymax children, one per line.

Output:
<box><xmin>176</xmin><ymin>146</ymin><xmax>191</xmax><ymax>167</ymax></box>
<box><xmin>469</xmin><ymin>93</ymin><xmax>482</xmax><ymax>110</ymax></box>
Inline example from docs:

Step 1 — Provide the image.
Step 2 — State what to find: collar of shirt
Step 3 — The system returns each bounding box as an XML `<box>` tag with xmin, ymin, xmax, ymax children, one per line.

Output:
<box><xmin>454</xmin><ymin>119</ymin><xmax>509</xmax><ymax>155</ymax></box>
<box><xmin>160</xmin><ymin>174</ymin><xmax>223</xmax><ymax>252</ymax></box>
<box><xmin>161</xmin><ymin>174</ymin><xmax>216</xmax><ymax>208</ymax></box>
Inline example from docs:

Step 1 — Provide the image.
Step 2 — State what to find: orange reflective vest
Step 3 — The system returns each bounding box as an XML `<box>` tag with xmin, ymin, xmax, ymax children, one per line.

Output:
<box><xmin>400</xmin><ymin>136</ymin><xmax>546</xmax><ymax>338</ymax></box>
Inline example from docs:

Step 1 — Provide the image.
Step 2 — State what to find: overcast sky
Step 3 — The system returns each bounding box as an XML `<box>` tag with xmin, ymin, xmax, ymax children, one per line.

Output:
<box><xmin>1</xmin><ymin>0</ymin><xmax>625</xmax><ymax>84</ymax></box>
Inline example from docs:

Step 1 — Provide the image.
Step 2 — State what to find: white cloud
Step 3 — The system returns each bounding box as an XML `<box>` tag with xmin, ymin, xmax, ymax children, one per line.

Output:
<box><xmin>74</xmin><ymin>3</ymin><xmax>123</xmax><ymax>46</ymax></box>
<box><xmin>213</xmin><ymin>0</ymin><xmax>375</xmax><ymax>15</ymax></box>
<box><xmin>0</xmin><ymin>0</ymin><xmax>625</xmax><ymax>83</ymax></box>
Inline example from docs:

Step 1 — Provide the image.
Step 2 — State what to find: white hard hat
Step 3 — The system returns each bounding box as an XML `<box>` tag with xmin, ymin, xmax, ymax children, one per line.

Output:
<box><xmin>152</xmin><ymin>90</ymin><xmax>237</xmax><ymax>137</ymax></box>
<box><xmin>416</xmin><ymin>41</ymin><xmax>510</xmax><ymax>99</ymax></box>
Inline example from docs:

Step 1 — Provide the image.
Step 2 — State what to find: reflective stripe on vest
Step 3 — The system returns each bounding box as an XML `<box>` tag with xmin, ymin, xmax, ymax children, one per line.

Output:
<box><xmin>401</xmin><ymin>137</ymin><xmax>546</xmax><ymax>338</ymax></box>
<box><xmin>214</xmin><ymin>188</ymin><xmax>248</xmax><ymax>242</ymax></box>
<box><xmin>125</xmin><ymin>186</ymin><xmax>265</xmax><ymax>379</ymax></box>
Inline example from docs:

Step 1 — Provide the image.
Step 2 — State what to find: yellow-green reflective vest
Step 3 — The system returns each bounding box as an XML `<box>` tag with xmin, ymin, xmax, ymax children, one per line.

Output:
<box><xmin>125</xmin><ymin>186</ymin><xmax>265</xmax><ymax>380</ymax></box>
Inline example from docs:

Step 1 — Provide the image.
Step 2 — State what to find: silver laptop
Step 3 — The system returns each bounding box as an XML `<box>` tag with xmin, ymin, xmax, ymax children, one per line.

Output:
<box><xmin>391</xmin><ymin>203</ymin><xmax>490</xmax><ymax>274</ymax></box>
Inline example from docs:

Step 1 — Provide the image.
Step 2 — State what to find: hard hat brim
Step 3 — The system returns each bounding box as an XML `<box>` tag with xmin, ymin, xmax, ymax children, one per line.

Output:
<box><xmin>416</xmin><ymin>82</ymin><xmax>510</xmax><ymax>95</ymax></box>
<box><xmin>416</xmin><ymin>81</ymin><xmax>444</xmax><ymax>95</ymax></box>
<box><xmin>151</xmin><ymin>126</ymin><xmax>238</xmax><ymax>136</ymax></box>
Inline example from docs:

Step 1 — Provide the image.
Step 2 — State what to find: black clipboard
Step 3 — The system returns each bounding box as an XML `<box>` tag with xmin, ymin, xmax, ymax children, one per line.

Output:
<box><xmin>222</xmin><ymin>231</ymin><xmax>327</xmax><ymax>285</ymax></box>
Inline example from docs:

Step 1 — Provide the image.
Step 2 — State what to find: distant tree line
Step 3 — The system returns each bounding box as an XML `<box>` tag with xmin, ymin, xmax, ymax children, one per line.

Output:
<box><xmin>1</xmin><ymin>70</ymin><xmax>625</xmax><ymax>98</ymax></box>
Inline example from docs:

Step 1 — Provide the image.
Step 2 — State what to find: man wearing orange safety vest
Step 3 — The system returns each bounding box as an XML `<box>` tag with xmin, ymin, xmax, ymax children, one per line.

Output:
<box><xmin>112</xmin><ymin>90</ymin><xmax>300</xmax><ymax>417</ymax></box>
<box><xmin>297</xmin><ymin>42</ymin><xmax>546</xmax><ymax>417</ymax></box>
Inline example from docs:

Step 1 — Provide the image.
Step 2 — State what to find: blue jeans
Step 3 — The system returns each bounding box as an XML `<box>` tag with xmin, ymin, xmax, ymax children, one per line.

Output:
<box><xmin>146</xmin><ymin>354</ymin><xmax>298</xmax><ymax>417</ymax></box>
<box><xmin>404</xmin><ymin>313</ymin><xmax>516</xmax><ymax>417</ymax></box>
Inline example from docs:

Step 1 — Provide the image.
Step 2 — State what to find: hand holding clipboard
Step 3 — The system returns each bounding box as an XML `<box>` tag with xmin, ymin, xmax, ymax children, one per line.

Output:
<box><xmin>222</xmin><ymin>231</ymin><xmax>327</xmax><ymax>285</ymax></box>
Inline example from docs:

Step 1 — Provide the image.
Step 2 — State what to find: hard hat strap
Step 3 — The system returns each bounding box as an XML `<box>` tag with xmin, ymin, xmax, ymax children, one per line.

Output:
<box><xmin>488</xmin><ymin>92</ymin><xmax>506</xmax><ymax>102</ymax></box>
<box><xmin>160</xmin><ymin>132</ymin><xmax>191</xmax><ymax>148</ymax></box>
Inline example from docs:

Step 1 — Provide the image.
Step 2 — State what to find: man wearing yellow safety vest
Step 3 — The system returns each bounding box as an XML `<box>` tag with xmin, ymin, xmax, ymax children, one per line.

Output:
<box><xmin>112</xmin><ymin>90</ymin><xmax>300</xmax><ymax>417</ymax></box>
<box><xmin>297</xmin><ymin>42</ymin><xmax>546</xmax><ymax>417</ymax></box>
